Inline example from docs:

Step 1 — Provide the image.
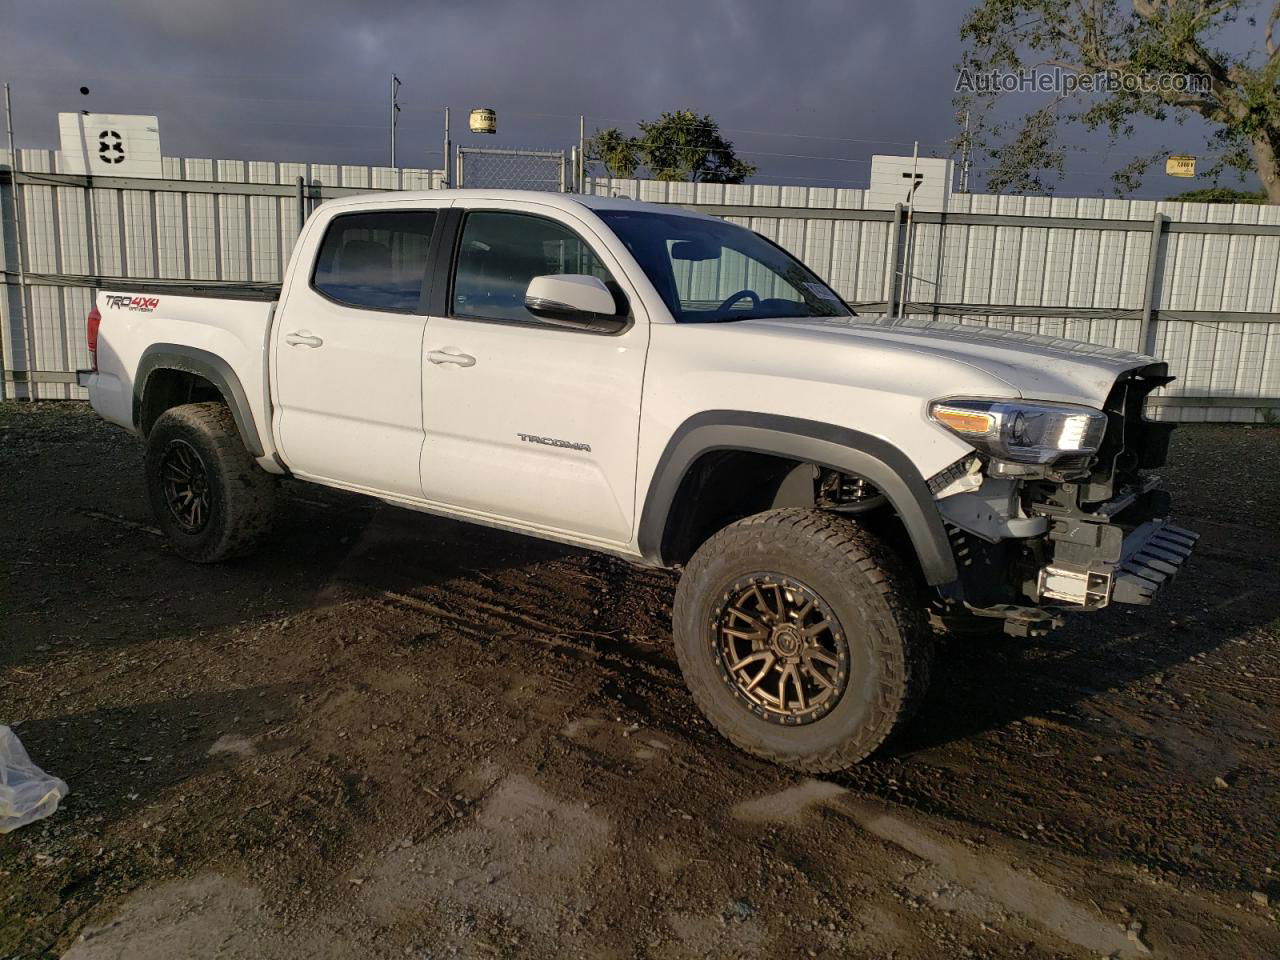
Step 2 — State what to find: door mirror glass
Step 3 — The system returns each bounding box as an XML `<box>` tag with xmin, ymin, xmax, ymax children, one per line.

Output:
<box><xmin>525</xmin><ymin>274</ymin><xmax>625</xmax><ymax>332</ymax></box>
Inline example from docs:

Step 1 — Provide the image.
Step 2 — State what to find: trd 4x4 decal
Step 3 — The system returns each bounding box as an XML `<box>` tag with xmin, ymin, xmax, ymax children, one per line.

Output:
<box><xmin>104</xmin><ymin>295</ymin><xmax>160</xmax><ymax>312</ymax></box>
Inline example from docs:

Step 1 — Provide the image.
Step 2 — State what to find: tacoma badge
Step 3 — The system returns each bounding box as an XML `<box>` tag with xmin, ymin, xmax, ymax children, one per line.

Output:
<box><xmin>517</xmin><ymin>433</ymin><xmax>591</xmax><ymax>453</ymax></box>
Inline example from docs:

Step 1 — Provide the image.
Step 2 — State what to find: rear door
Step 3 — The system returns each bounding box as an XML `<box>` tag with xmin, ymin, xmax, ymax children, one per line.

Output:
<box><xmin>419</xmin><ymin>202</ymin><xmax>650</xmax><ymax>544</ymax></box>
<box><xmin>272</xmin><ymin>204</ymin><xmax>445</xmax><ymax>498</ymax></box>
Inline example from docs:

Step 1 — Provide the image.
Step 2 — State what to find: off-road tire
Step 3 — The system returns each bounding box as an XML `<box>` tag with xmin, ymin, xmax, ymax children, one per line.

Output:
<box><xmin>144</xmin><ymin>402</ymin><xmax>276</xmax><ymax>563</ymax></box>
<box><xmin>672</xmin><ymin>508</ymin><xmax>932</xmax><ymax>772</ymax></box>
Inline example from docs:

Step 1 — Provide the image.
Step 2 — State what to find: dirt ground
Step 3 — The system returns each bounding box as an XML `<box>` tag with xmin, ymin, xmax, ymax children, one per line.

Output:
<box><xmin>1</xmin><ymin>401</ymin><xmax>1278</xmax><ymax>960</ymax></box>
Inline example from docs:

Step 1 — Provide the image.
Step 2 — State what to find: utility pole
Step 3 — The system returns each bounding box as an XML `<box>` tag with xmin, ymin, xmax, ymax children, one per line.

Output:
<box><xmin>959</xmin><ymin>108</ymin><xmax>972</xmax><ymax>193</ymax></box>
<box><xmin>442</xmin><ymin>107</ymin><xmax>450</xmax><ymax>188</ymax></box>
<box><xmin>578</xmin><ymin>114</ymin><xmax>585</xmax><ymax>192</ymax></box>
<box><xmin>898</xmin><ymin>141</ymin><xmax>921</xmax><ymax>320</ymax></box>
<box><xmin>4</xmin><ymin>82</ymin><xmax>33</xmax><ymax>401</ymax></box>
<box><xmin>389</xmin><ymin>74</ymin><xmax>401</xmax><ymax>168</ymax></box>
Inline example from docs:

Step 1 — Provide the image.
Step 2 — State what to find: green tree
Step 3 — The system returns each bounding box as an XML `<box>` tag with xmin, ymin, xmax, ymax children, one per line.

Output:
<box><xmin>586</xmin><ymin>127</ymin><xmax>640</xmax><ymax>178</ymax></box>
<box><xmin>586</xmin><ymin>111</ymin><xmax>757</xmax><ymax>183</ymax></box>
<box><xmin>956</xmin><ymin>1</ymin><xmax>1280</xmax><ymax>201</ymax></box>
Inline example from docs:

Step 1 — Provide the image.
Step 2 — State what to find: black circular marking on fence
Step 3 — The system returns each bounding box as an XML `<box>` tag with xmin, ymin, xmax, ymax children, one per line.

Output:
<box><xmin>97</xmin><ymin>130</ymin><xmax>125</xmax><ymax>164</ymax></box>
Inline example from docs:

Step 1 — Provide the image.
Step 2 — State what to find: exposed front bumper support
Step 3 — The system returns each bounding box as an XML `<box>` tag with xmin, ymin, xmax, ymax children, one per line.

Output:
<box><xmin>1112</xmin><ymin>520</ymin><xmax>1200</xmax><ymax>604</ymax></box>
<box><xmin>1033</xmin><ymin>517</ymin><xmax>1199</xmax><ymax>608</ymax></box>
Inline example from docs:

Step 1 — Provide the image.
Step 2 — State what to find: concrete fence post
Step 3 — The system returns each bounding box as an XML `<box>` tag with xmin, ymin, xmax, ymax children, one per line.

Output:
<box><xmin>1139</xmin><ymin>212</ymin><xmax>1167</xmax><ymax>356</ymax></box>
<box><xmin>884</xmin><ymin>202</ymin><xmax>903</xmax><ymax>318</ymax></box>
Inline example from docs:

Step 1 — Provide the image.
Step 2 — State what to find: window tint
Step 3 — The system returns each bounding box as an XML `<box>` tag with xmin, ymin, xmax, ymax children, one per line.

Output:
<box><xmin>312</xmin><ymin>210</ymin><xmax>438</xmax><ymax>311</ymax></box>
<box><xmin>452</xmin><ymin>211</ymin><xmax>615</xmax><ymax>324</ymax></box>
<box><xmin>597</xmin><ymin>210</ymin><xmax>849</xmax><ymax>323</ymax></box>
<box><xmin>665</xmin><ymin>241</ymin><xmax>805</xmax><ymax>312</ymax></box>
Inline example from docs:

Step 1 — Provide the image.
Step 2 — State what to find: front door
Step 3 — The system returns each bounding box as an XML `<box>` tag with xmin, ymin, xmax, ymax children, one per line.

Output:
<box><xmin>272</xmin><ymin>205</ymin><xmax>443</xmax><ymax>498</ymax></box>
<box><xmin>419</xmin><ymin>203</ymin><xmax>650</xmax><ymax>545</ymax></box>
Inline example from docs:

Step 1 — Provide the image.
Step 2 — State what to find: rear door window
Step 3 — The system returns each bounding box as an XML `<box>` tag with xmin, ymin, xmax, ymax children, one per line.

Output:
<box><xmin>312</xmin><ymin>210</ymin><xmax>439</xmax><ymax>312</ymax></box>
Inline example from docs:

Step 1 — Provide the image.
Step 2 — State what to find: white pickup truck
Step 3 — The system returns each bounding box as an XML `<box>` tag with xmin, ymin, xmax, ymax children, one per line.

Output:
<box><xmin>79</xmin><ymin>189</ymin><xmax>1197</xmax><ymax>771</ymax></box>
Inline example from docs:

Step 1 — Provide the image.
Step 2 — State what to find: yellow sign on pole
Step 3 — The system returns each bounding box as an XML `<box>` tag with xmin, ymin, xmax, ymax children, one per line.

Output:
<box><xmin>1166</xmin><ymin>155</ymin><xmax>1197</xmax><ymax>178</ymax></box>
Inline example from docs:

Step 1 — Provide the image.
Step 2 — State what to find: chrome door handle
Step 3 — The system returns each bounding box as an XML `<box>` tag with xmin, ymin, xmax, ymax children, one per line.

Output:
<box><xmin>427</xmin><ymin>349</ymin><xmax>476</xmax><ymax>367</ymax></box>
<box><xmin>285</xmin><ymin>331</ymin><xmax>324</xmax><ymax>348</ymax></box>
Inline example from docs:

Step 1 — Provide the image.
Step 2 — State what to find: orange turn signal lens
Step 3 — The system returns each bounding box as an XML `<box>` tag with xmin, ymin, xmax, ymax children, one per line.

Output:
<box><xmin>932</xmin><ymin>407</ymin><xmax>995</xmax><ymax>435</ymax></box>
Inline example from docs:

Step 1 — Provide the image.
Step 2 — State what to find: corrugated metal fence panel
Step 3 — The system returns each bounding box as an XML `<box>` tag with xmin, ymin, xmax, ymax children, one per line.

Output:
<box><xmin>927</xmin><ymin>194</ymin><xmax>1150</xmax><ymax>353</ymax></box>
<box><xmin>585</xmin><ymin>178</ymin><xmax>1278</xmax><ymax>422</ymax></box>
<box><xmin>3</xmin><ymin>163</ymin><xmax>1277</xmax><ymax>419</ymax></box>
<box><xmin>0</xmin><ymin>150</ymin><xmax>445</xmax><ymax>398</ymax></box>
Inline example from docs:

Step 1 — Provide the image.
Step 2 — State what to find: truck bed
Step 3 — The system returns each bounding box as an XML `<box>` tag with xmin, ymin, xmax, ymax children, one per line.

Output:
<box><xmin>85</xmin><ymin>287</ymin><xmax>279</xmax><ymax>466</ymax></box>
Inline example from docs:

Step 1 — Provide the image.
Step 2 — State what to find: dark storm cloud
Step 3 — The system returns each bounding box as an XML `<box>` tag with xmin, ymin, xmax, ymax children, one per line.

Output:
<box><xmin>2</xmin><ymin>0</ymin><xmax>966</xmax><ymax>184</ymax></box>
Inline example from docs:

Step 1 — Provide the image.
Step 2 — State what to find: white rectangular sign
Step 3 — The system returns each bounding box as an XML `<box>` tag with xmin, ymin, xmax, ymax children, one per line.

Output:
<box><xmin>868</xmin><ymin>155</ymin><xmax>954</xmax><ymax>213</ymax></box>
<box><xmin>58</xmin><ymin>113</ymin><xmax>163</xmax><ymax>178</ymax></box>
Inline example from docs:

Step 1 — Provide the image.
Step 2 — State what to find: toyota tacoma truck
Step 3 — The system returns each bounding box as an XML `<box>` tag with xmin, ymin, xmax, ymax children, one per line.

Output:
<box><xmin>78</xmin><ymin>189</ymin><xmax>1197</xmax><ymax>772</ymax></box>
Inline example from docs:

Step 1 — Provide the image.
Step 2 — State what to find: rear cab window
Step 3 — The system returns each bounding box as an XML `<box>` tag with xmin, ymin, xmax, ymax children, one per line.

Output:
<box><xmin>312</xmin><ymin>210</ymin><xmax>439</xmax><ymax>312</ymax></box>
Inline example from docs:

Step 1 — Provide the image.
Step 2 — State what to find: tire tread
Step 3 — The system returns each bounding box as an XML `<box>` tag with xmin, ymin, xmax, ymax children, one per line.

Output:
<box><xmin>146</xmin><ymin>402</ymin><xmax>275</xmax><ymax>562</ymax></box>
<box><xmin>673</xmin><ymin>507</ymin><xmax>932</xmax><ymax>772</ymax></box>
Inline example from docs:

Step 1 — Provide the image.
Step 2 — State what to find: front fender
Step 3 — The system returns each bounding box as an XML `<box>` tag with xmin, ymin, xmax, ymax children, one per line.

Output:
<box><xmin>637</xmin><ymin>411</ymin><xmax>958</xmax><ymax>586</ymax></box>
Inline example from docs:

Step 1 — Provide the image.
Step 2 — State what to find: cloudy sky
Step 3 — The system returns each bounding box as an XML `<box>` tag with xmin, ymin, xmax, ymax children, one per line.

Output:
<box><xmin>0</xmin><ymin>0</ymin><xmax>1259</xmax><ymax>197</ymax></box>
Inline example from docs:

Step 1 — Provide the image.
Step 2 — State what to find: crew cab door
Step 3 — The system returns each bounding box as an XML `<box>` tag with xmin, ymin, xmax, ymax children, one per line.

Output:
<box><xmin>419</xmin><ymin>202</ymin><xmax>650</xmax><ymax>544</ymax></box>
<box><xmin>272</xmin><ymin>204</ymin><xmax>445</xmax><ymax>498</ymax></box>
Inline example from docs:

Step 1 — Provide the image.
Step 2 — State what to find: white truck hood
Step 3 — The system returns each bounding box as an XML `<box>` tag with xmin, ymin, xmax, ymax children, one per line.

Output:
<box><xmin>742</xmin><ymin>316</ymin><xmax>1160</xmax><ymax>407</ymax></box>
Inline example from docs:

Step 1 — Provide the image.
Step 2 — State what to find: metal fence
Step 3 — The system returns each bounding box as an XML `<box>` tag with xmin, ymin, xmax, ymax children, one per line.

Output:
<box><xmin>455</xmin><ymin>147</ymin><xmax>567</xmax><ymax>191</ymax></box>
<box><xmin>588</xmin><ymin>177</ymin><xmax>1280</xmax><ymax>423</ymax></box>
<box><xmin>2</xmin><ymin>150</ymin><xmax>1277</xmax><ymax>421</ymax></box>
<box><xmin>0</xmin><ymin>149</ymin><xmax>443</xmax><ymax>399</ymax></box>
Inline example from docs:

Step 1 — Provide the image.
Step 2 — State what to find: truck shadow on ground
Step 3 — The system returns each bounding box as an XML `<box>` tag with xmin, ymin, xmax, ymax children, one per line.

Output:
<box><xmin>2</xmin><ymin>485</ymin><xmax>571</xmax><ymax>673</ymax></box>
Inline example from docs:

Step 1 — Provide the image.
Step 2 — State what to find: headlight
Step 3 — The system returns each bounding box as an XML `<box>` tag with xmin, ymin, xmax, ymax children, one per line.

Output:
<box><xmin>928</xmin><ymin>398</ymin><xmax>1107</xmax><ymax>465</ymax></box>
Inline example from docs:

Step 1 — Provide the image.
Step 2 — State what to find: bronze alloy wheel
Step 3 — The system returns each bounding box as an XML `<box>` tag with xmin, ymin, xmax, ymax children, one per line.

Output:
<box><xmin>709</xmin><ymin>573</ymin><xmax>850</xmax><ymax>725</ymax></box>
<box><xmin>159</xmin><ymin>438</ymin><xmax>211</xmax><ymax>533</ymax></box>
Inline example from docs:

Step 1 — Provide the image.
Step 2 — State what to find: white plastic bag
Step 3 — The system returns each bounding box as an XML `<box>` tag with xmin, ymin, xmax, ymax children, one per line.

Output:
<box><xmin>0</xmin><ymin>725</ymin><xmax>69</xmax><ymax>833</ymax></box>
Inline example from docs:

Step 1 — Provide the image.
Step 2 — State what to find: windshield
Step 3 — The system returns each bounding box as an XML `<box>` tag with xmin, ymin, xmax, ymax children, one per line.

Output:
<box><xmin>596</xmin><ymin>210</ymin><xmax>853</xmax><ymax>323</ymax></box>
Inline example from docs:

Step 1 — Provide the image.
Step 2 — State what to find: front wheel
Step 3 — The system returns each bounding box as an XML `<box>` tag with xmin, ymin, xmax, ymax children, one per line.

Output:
<box><xmin>672</xmin><ymin>508</ymin><xmax>932</xmax><ymax>772</ymax></box>
<box><xmin>144</xmin><ymin>402</ymin><xmax>276</xmax><ymax>563</ymax></box>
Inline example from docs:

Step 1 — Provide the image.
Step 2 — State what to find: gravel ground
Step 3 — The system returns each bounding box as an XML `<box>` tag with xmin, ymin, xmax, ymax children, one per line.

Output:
<box><xmin>1</xmin><ymin>400</ymin><xmax>1278</xmax><ymax>959</ymax></box>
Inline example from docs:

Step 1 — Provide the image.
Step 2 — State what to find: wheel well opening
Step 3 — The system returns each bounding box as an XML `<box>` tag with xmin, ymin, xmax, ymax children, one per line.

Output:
<box><xmin>660</xmin><ymin>451</ymin><xmax>815</xmax><ymax>566</ymax></box>
<box><xmin>659</xmin><ymin>452</ymin><xmax>905</xmax><ymax>568</ymax></box>
<box><xmin>139</xmin><ymin>369</ymin><xmax>225</xmax><ymax>436</ymax></box>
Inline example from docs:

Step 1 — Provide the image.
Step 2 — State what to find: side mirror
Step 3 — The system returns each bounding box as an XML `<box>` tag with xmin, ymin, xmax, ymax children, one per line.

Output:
<box><xmin>524</xmin><ymin>274</ymin><xmax>626</xmax><ymax>333</ymax></box>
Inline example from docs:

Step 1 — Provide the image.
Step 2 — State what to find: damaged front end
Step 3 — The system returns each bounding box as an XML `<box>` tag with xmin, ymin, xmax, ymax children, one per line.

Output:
<box><xmin>928</xmin><ymin>364</ymin><xmax>1199</xmax><ymax>637</ymax></box>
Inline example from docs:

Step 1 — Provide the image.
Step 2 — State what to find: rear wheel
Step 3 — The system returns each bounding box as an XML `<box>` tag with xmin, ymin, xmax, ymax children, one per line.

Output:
<box><xmin>672</xmin><ymin>508</ymin><xmax>932</xmax><ymax>772</ymax></box>
<box><xmin>144</xmin><ymin>402</ymin><xmax>276</xmax><ymax>562</ymax></box>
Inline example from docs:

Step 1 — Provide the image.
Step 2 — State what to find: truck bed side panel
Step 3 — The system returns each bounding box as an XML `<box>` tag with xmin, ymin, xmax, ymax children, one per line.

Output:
<box><xmin>90</xmin><ymin>291</ymin><xmax>278</xmax><ymax>464</ymax></box>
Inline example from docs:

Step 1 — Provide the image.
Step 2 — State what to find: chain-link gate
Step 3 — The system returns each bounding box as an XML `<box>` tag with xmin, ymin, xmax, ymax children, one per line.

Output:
<box><xmin>455</xmin><ymin>147</ymin><xmax>567</xmax><ymax>191</ymax></box>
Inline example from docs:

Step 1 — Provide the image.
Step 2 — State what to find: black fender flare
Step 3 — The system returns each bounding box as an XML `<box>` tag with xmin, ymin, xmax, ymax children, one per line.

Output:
<box><xmin>133</xmin><ymin>344</ymin><xmax>265</xmax><ymax>457</ymax></box>
<box><xmin>637</xmin><ymin>411</ymin><xmax>958</xmax><ymax>586</ymax></box>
